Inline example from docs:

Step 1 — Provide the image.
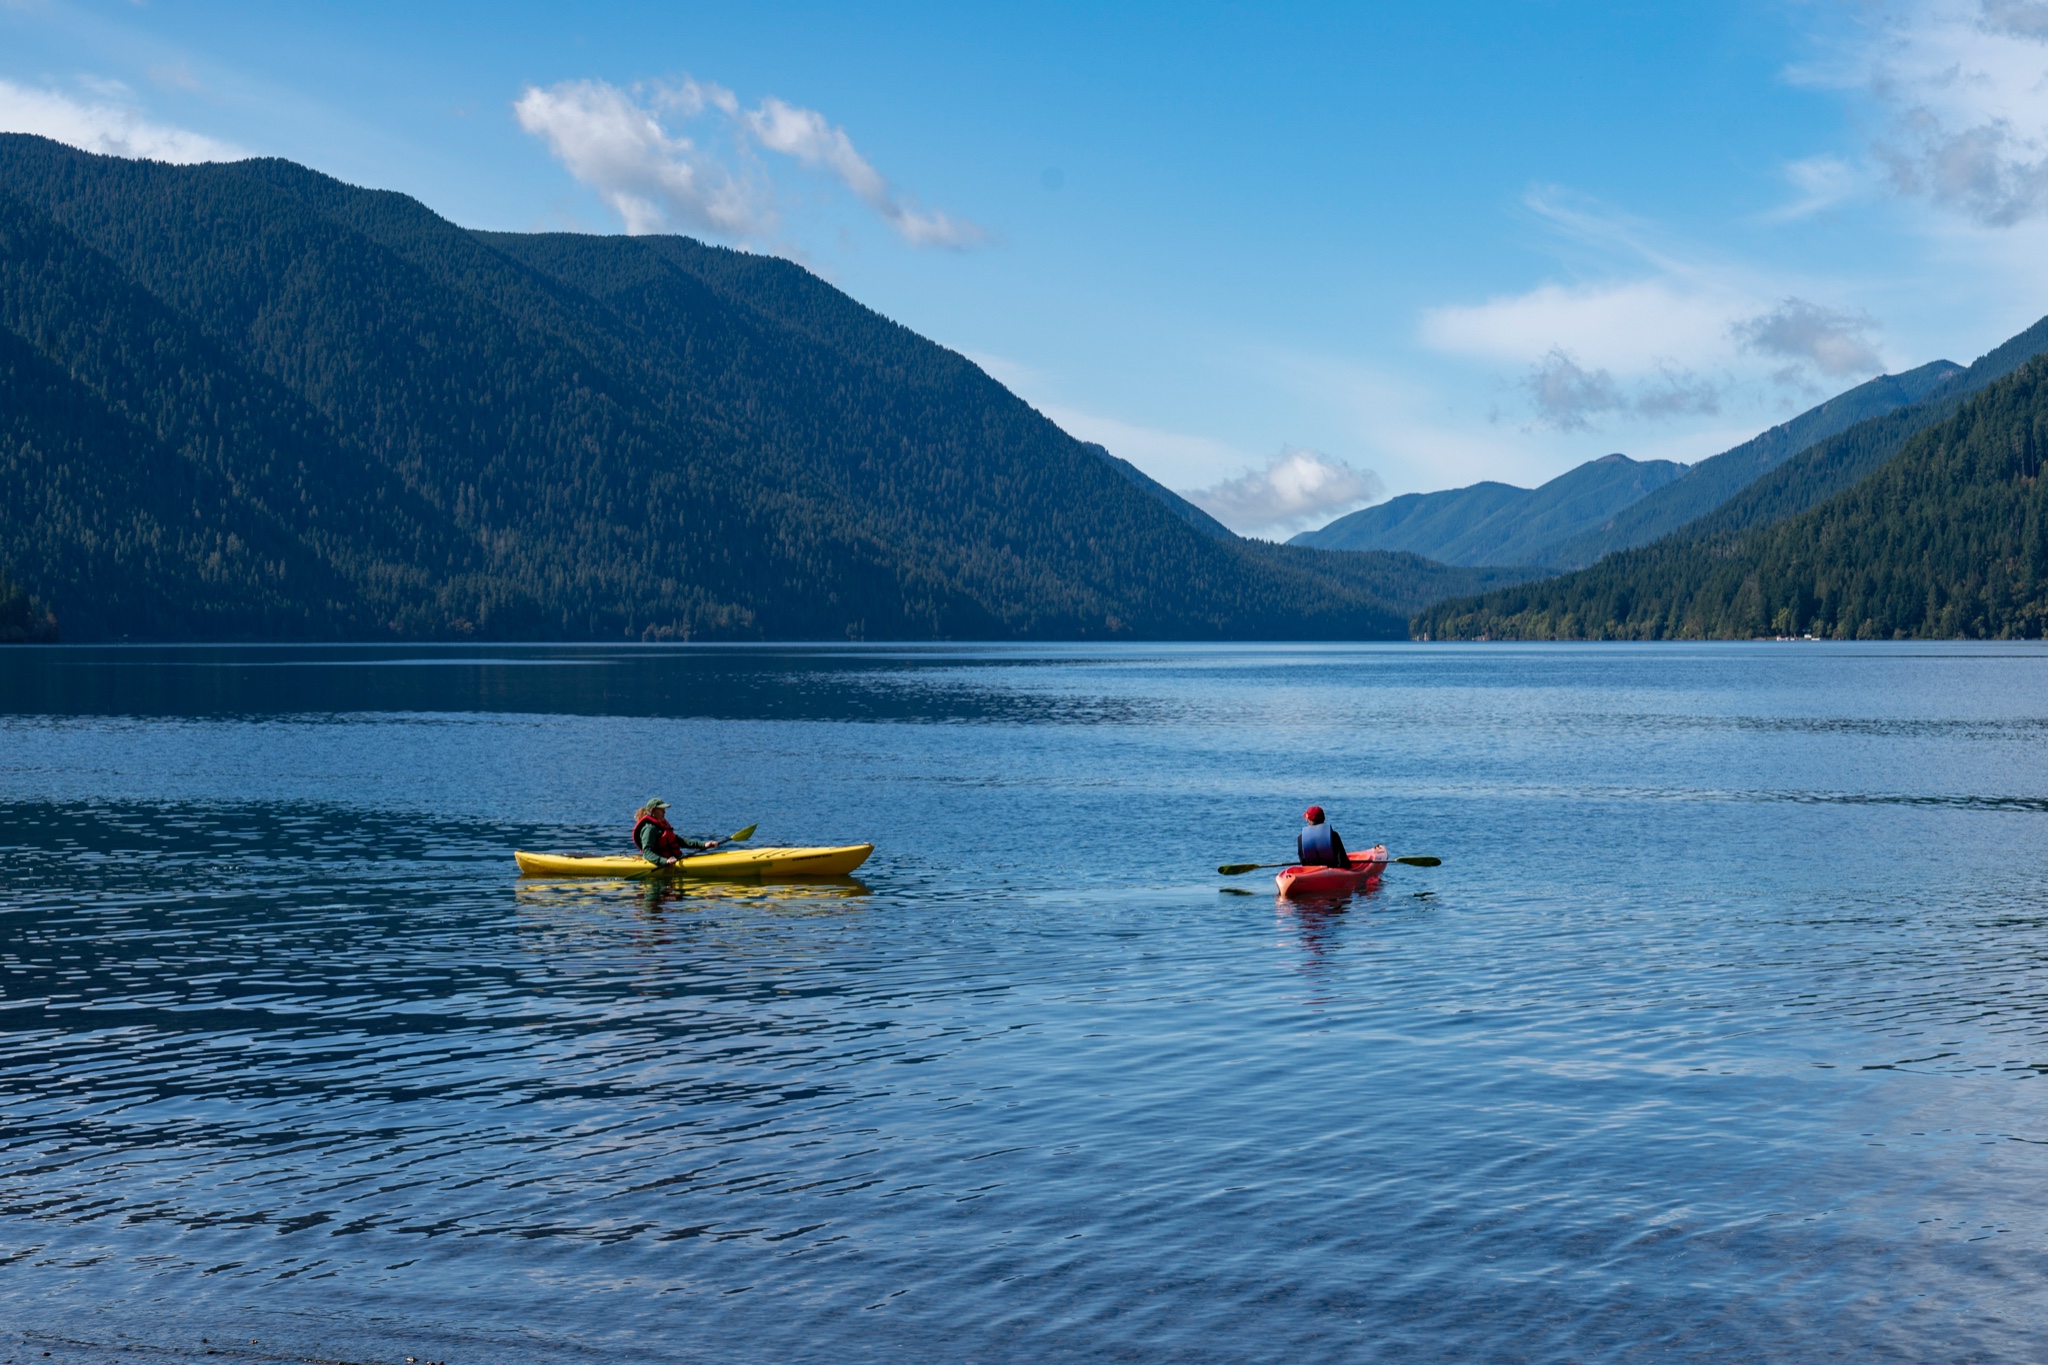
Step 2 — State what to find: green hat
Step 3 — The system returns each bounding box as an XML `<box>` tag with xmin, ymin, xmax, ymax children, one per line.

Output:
<box><xmin>644</xmin><ymin>796</ymin><xmax>668</xmax><ymax>810</ymax></box>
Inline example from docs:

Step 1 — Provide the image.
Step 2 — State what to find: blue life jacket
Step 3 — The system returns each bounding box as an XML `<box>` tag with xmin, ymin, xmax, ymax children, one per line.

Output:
<box><xmin>1298</xmin><ymin>820</ymin><xmax>1348</xmax><ymax>868</ymax></box>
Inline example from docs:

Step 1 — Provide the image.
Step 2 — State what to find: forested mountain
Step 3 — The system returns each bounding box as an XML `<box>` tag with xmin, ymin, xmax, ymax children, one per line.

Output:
<box><xmin>1417</xmin><ymin>358</ymin><xmax>2048</xmax><ymax>640</ymax></box>
<box><xmin>0</xmin><ymin>135</ymin><xmax>1527</xmax><ymax>642</ymax></box>
<box><xmin>0</xmin><ymin>566</ymin><xmax>55</xmax><ymax>642</ymax></box>
<box><xmin>1292</xmin><ymin>453</ymin><xmax>1687</xmax><ymax>565</ymax></box>
<box><xmin>1542</xmin><ymin>360</ymin><xmax>1968</xmax><ymax>569</ymax></box>
<box><xmin>1299</xmin><ymin>359</ymin><xmax>1988</xmax><ymax>574</ymax></box>
<box><xmin>1087</xmin><ymin>442</ymin><xmax>1237</xmax><ymax>541</ymax></box>
<box><xmin>1416</xmin><ymin>312</ymin><xmax>2048</xmax><ymax>639</ymax></box>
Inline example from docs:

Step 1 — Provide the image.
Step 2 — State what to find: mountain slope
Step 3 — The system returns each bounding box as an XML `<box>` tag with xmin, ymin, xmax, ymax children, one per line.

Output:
<box><xmin>1413</xmin><ymin>312</ymin><xmax>2048</xmax><ymax>640</ymax></box>
<box><xmin>1086</xmin><ymin>443</ymin><xmax>1237</xmax><ymax>541</ymax></box>
<box><xmin>1541</xmin><ymin>361</ymin><xmax>1964</xmax><ymax>568</ymax></box>
<box><xmin>1291</xmin><ymin>479</ymin><xmax>1526</xmax><ymax>558</ymax></box>
<box><xmin>0</xmin><ymin>134</ymin><xmax>1470</xmax><ymax>642</ymax></box>
<box><xmin>1292</xmin><ymin>454</ymin><xmax>1687</xmax><ymax>566</ymax></box>
<box><xmin>0</xmin><ymin>184</ymin><xmax>485</xmax><ymax>638</ymax></box>
<box><xmin>1416</xmin><ymin>359</ymin><xmax>2048</xmax><ymax>640</ymax></box>
<box><xmin>0</xmin><ymin>565</ymin><xmax>56</xmax><ymax>642</ymax></box>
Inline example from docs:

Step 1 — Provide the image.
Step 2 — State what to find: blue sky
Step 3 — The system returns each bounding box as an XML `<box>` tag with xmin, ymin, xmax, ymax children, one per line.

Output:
<box><xmin>5</xmin><ymin>1</ymin><xmax>2048</xmax><ymax>536</ymax></box>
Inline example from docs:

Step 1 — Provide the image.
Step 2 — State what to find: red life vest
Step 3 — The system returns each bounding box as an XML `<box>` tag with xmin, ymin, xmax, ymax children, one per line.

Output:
<box><xmin>634</xmin><ymin>813</ymin><xmax>683</xmax><ymax>860</ymax></box>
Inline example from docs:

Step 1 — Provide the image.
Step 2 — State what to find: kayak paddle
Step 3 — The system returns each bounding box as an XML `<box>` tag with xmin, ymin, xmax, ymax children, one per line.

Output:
<box><xmin>674</xmin><ymin>823</ymin><xmax>759</xmax><ymax>863</ymax></box>
<box><xmin>1217</xmin><ymin>855</ymin><xmax>1440</xmax><ymax>876</ymax></box>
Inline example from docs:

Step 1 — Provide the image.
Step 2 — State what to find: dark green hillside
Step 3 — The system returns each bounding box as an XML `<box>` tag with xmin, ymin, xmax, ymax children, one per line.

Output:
<box><xmin>1418</xmin><ymin>360</ymin><xmax>2048</xmax><ymax>640</ymax></box>
<box><xmin>1086</xmin><ymin>443</ymin><xmax>1237</xmax><ymax>541</ymax></box>
<box><xmin>0</xmin><ymin>565</ymin><xmax>55</xmax><ymax>642</ymax></box>
<box><xmin>1244</xmin><ymin>545</ymin><xmax>1540</xmax><ymax>617</ymax></box>
<box><xmin>0</xmin><ymin>187</ymin><xmax>496</xmax><ymax>638</ymax></box>
<box><xmin>0</xmin><ymin>134</ymin><xmax>1456</xmax><ymax>641</ymax></box>
<box><xmin>1292</xmin><ymin>453</ymin><xmax>1686</xmax><ymax>566</ymax></box>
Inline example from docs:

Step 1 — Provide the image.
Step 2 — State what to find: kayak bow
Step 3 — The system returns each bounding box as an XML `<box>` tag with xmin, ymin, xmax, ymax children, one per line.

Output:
<box><xmin>514</xmin><ymin>844</ymin><xmax>873</xmax><ymax>880</ymax></box>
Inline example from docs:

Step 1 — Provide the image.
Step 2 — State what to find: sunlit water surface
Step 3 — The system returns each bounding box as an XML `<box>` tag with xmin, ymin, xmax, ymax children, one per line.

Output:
<box><xmin>4</xmin><ymin>642</ymin><xmax>2048</xmax><ymax>1363</ymax></box>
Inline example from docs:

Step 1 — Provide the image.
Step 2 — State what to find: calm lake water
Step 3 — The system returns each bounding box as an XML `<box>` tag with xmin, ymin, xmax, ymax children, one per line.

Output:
<box><xmin>4</xmin><ymin>641</ymin><xmax>2048</xmax><ymax>1363</ymax></box>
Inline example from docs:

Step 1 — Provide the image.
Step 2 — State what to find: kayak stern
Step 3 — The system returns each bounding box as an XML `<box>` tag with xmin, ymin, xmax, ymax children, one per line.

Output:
<box><xmin>1274</xmin><ymin>844</ymin><xmax>1389</xmax><ymax>898</ymax></box>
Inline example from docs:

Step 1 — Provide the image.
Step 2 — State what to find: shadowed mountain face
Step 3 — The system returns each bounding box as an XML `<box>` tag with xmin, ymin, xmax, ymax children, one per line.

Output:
<box><xmin>0</xmin><ymin>135</ymin><xmax>1526</xmax><ymax>642</ymax></box>
<box><xmin>1292</xmin><ymin>453</ymin><xmax>1687</xmax><ymax>566</ymax></box>
<box><xmin>1295</xmin><ymin>360</ymin><xmax>1986</xmax><ymax>573</ymax></box>
<box><xmin>1417</xmin><ymin>351</ymin><xmax>2048</xmax><ymax>641</ymax></box>
<box><xmin>1540</xmin><ymin>359</ymin><xmax>1976</xmax><ymax>569</ymax></box>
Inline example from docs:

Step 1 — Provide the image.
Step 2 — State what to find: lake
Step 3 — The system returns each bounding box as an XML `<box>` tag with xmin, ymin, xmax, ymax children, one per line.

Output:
<box><xmin>4</xmin><ymin>641</ymin><xmax>2048</xmax><ymax>1362</ymax></box>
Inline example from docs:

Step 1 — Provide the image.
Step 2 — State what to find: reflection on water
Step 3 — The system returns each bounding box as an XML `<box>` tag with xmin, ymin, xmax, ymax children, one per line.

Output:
<box><xmin>515</xmin><ymin>875</ymin><xmax>873</xmax><ymax>915</ymax></box>
<box><xmin>4</xmin><ymin>641</ymin><xmax>2048</xmax><ymax>1362</ymax></box>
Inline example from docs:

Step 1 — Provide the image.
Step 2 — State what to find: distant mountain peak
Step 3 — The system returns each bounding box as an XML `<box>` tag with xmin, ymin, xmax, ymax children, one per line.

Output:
<box><xmin>1289</xmin><ymin>451</ymin><xmax>1689</xmax><ymax>567</ymax></box>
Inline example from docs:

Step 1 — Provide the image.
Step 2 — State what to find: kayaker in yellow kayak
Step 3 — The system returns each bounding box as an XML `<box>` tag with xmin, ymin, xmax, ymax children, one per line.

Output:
<box><xmin>632</xmin><ymin>797</ymin><xmax>721</xmax><ymax>867</ymax></box>
<box><xmin>1298</xmin><ymin>805</ymin><xmax>1350</xmax><ymax>868</ymax></box>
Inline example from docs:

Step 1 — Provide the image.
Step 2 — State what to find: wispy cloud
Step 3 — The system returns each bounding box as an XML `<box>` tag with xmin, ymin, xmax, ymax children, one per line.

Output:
<box><xmin>1521</xmin><ymin>350</ymin><xmax>1721</xmax><ymax>433</ymax></box>
<box><xmin>1423</xmin><ymin>278</ymin><xmax>1740</xmax><ymax>374</ymax></box>
<box><xmin>743</xmin><ymin>97</ymin><xmax>982</xmax><ymax>248</ymax></box>
<box><xmin>0</xmin><ymin>78</ymin><xmax>242</xmax><ymax>163</ymax></box>
<box><xmin>1734</xmin><ymin>298</ymin><xmax>1883</xmax><ymax>377</ymax></box>
<box><xmin>516</xmin><ymin>77</ymin><xmax>983</xmax><ymax>248</ymax></box>
<box><xmin>1808</xmin><ymin>0</ymin><xmax>2048</xmax><ymax>226</ymax></box>
<box><xmin>514</xmin><ymin>79</ymin><xmax>770</xmax><ymax>237</ymax></box>
<box><xmin>1522</xmin><ymin>350</ymin><xmax>1624</xmax><ymax>432</ymax></box>
<box><xmin>1181</xmin><ymin>447</ymin><xmax>1384</xmax><ymax>539</ymax></box>
<box><xmin>1420</xmin><ymin>188</ymin><xmax>1887</xmax><ymax>432</ymax></box>
<box><xmin>1760</xmin><ymin>155</ymin><xmax>1865</xmax><ymax>221</ymax></box>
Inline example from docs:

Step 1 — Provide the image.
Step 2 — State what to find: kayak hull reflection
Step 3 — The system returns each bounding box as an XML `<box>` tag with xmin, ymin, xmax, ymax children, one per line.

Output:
<box><xmin>515</xmin><ymin>845</ymin><xmax>874</xmax><ymax>880</ymax></box>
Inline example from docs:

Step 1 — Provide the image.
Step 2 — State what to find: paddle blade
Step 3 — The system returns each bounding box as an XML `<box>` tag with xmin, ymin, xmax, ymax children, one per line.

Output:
<box><xmin>1393</xmin><ymin>855</ymin><xmax>1441</xmax><ymax>867</ymax></box>
<box><xmin>1217</xmin><ymin>863</ymin><xmax>1266</xmax><ymax>876</ymax></box>
<box><xmin>729</xmin><ymin>823</ymin><xmax>759</xmax><ymax>843</ymax></box>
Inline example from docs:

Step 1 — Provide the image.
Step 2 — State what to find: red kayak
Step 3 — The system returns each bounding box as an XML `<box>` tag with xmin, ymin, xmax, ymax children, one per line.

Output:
<box><xmin>1275</xmin><ymin>844</ymin><xmax>1389</xmax><ymax>898</ymax></box>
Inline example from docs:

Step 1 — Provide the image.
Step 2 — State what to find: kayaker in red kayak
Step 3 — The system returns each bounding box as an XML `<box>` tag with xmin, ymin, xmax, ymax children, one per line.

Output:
<box><xmin>1297</xmin><ymin>806</ymin><xmax>1350</xmax><ymax>868</ymax></box>
<box><xmin>633</xmin><ymin>797</ymin><xmax>721</xmax><ymax>866</ymax></box>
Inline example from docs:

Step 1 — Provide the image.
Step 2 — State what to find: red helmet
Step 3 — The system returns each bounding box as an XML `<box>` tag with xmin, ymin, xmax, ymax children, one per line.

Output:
<box><xmin>1303</xmin><ymin>805</ymin><xmax>1325</xmax><ymax>823</ymax></box>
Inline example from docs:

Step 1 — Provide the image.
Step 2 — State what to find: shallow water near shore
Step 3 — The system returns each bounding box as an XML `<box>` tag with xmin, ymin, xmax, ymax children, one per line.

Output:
<box><xmin>5</xmin><ymin>640</ymin><xmax>2048</xmax><ymax>1362</ymax></box>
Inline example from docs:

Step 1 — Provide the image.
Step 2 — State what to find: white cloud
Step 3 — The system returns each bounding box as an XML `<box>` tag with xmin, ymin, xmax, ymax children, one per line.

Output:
<box><xmin>0</xmin><ymin>78</ymin><xmax>243</xmax><ymax>163</ymax></box>
<box><xmin>1420</xmin><ymin>190</ymin><xmax>1890</xmax><ymax>431</ymax></box>
<box><xmin>1819</xmin><ymin>0</ymin><xmax>2048</xmax><ymax>225</ymax></box>
<box><xmin>513</xmin><ymin>80</ymin><xmax>771</xmax><ymax>237</ymax></box>
<box><xmin>743</xmin><ymin>97</ymin><xmax>982</xmax><ymax>248</ymax></box>
<box><xmin>1734</xmin><ymin>298</ymin><xmax>1884</xmax><ymax>376</ymax></box>
<box><xmin>1181</xmin><ymin>447</ymin><xmax>1384</xmax><ymax>539</ymax></box>
<box><xmin>516</xmin><ymin>77</ymin><xmax>982</xmax><ymax>248</ymax></box>
<box><xmin>1422</xmin><ymin>278</ymin><xmax>1742</xmax><ymax>374</ymax></box>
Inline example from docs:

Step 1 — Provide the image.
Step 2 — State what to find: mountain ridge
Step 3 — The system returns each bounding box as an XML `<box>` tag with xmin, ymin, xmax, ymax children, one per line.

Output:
<box><xmin>1293</xmin><ymin>452</ymin><xmax>1688</xmax><ymax>566</ymax></box>
<box><xmin>0</xmin><ymin>135</ymin><xmax>1522</xmax><ymax>642</ymax></box>
<box><xmin>1416</xmin><ymin>337</ymin><xmax>2048</xmax><ymax>640</ymax></box>
<box><xmin>1538</xmin><ymin>360</ymin><xmax>1966</xmax><ymax>569</ymax></box>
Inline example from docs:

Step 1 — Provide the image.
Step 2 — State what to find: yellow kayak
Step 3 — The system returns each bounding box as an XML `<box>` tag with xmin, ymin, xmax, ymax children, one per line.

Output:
<box><xmin>514</xmin><ymin>845</ymin><xmax>874</xmax><ymax>880</ymax></box>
